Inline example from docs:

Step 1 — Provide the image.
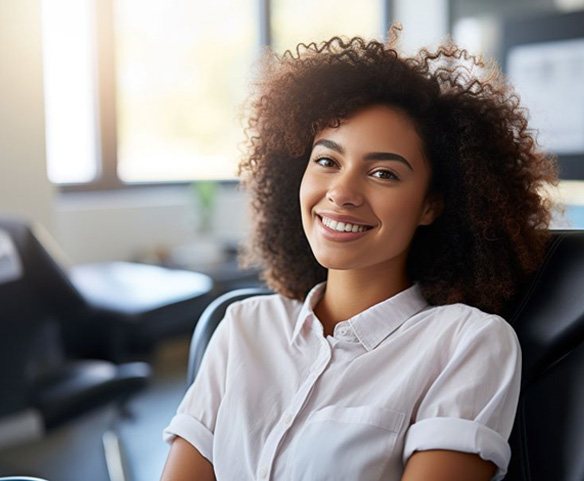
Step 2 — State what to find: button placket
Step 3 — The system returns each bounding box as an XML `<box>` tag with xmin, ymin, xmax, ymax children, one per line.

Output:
<box><xmin>256</xmin><ymin>338</ymin><xmax>331</xmax><ymax>481</ymax></box>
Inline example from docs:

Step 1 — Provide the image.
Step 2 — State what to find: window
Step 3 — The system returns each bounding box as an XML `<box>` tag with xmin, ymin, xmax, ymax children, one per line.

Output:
<box><xmin>115</xmin><ymin>0</ymin><xmax>258</xmax><ymax>183</ymax></box>
<box><xmin>42</xmin><ymin>0</ymin><xmax>388</xmax><ymax>190</ymax></box>
<box><xmin>41</xmin><ymin>0</ymin><xmax>99</xmax><ymax>184</ymax></box>
<box><xmin>270</xmin><ymin>0</ymin><xmax>382</xmax><ymax>54</ymax></box>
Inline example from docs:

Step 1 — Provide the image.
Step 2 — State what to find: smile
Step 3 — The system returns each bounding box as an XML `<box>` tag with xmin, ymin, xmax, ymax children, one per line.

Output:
<box><xmin>319</xmin><ymin>215</ymin><xmax>373</xmax><ymax>233</ymax></box>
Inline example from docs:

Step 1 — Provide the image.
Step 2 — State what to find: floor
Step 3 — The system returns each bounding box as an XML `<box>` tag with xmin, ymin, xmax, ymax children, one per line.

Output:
<box><xmin>0</xmin><ymin>336</ymin><xmax>191</xmax><ymax>481</ymax></box>
<box><xmin>120</xmin><ymin>337</ymin><xmax>190</xmax><ymax>481</ymax></box>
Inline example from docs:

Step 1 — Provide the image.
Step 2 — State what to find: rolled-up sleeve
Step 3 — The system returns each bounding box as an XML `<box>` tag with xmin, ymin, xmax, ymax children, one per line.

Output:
<box><xmin>403</xmin><ymin>315</ymin><xmax>522</xmax><ymax>481</ymax></box>
<box><xmin>162</xmin><ymin>304</ymin><xmax>234</xmax><ymax>463</ymax></box>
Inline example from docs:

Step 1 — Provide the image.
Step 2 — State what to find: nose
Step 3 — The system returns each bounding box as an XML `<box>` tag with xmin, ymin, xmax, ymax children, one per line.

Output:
<box><xmin>326</xmin><ymin>171</ymin><xmax>364</xmax><ymax>208</ymax></box>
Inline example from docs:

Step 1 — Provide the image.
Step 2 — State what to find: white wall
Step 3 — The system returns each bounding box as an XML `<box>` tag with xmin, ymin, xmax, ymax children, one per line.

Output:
<box><xmin>55</xmin><ymin>185</ymin><xmax>249</xmax><ymax>264</ymax></box>
<box><xmin>0</xmin><ymin>0</ymin><xmax>55</xmax><ymax>230</ymax></box>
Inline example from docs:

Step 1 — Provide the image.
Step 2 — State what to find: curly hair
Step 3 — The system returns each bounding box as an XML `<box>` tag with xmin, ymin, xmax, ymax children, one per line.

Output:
<box><xmin>238</xmin><ymin>29</ymin><xmax>562</xmax><ymax>316</ymax></box>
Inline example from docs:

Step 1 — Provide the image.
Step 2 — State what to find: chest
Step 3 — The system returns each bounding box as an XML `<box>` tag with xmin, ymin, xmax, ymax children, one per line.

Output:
<box><xmin>213</xmin><ymin>330</ymin><xmax>445</xmax><ymax>480</ymax></box>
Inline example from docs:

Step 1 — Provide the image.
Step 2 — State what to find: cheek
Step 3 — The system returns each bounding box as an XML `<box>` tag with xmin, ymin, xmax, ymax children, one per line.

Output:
<box><xmin>377</xmin><ymin>190</ymin><xmax>427</xmax><ymax>229</ymax></box>
<box><xmin>299</xmin><ymin>170</ymin><xmax>317</xmax><ymax>216</ymax></box>
<box><xmin>299</xmin><ymin>172</ymin><xmax>313</xmax><ymax>233</ymax></box>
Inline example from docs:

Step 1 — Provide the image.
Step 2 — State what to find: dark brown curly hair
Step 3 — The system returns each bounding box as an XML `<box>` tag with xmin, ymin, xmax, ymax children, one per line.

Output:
<box><xmin>238</xmin><ymin>29</ymin><xmax>562</xmax><ymax>316</ymax></box>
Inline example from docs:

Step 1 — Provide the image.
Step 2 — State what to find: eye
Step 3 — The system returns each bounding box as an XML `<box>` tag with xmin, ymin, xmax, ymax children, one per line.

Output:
<box><xmin>313</xmin><ymin>156</ymin><xmax>337</xmax><ymax>168</ymax></box>
<box><xmin>371</xmin><ymin>169</ymin><xmax>399</xmax><ymax>181</ymax></box>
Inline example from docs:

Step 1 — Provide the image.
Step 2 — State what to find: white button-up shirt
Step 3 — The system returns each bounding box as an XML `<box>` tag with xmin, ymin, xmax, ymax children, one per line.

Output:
<box><xmin>163</xmin><ymin>282</ymin><xmax>521</xmax><ymax>481</ymax></box>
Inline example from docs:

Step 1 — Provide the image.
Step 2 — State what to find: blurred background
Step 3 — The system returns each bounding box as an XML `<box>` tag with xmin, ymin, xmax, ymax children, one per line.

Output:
<box><xmin>1</xmin><ymin>0</ymin><xmax>583</xmax><ymax>480</ymax></box>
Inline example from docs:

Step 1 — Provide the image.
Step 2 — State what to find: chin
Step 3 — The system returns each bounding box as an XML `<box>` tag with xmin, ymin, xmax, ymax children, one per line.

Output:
<box><xmin>312</xmin><ymin>254</ymin><xmax>357</xmax><ymax>271</ymax></box>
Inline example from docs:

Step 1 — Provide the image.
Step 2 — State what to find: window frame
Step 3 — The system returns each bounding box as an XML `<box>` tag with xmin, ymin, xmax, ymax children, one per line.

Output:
<box><xmin>57</xmin><ymin>0</ymin><xmax>395</xmax><ymax>192</ymax></box>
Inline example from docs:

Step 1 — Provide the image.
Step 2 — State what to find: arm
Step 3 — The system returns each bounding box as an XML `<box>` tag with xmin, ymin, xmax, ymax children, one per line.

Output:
<box><xmin>162</xmin><ymin>306</ymin><xmax>237</xmax><ymax>480</ymax></box>
<box><xmin>402</xmin><ymin>315</ymin><xmax>522</xmax><ymax>480</ymax></box>
<box><xmin>160</xmin><ymin>437</ymin><xmax>216</xmax><ymax>481</ymax></box>
<box><xmin>401</xmin><ymin>449</ymin><xmax>496</xmax><ymax>481</ymax></box>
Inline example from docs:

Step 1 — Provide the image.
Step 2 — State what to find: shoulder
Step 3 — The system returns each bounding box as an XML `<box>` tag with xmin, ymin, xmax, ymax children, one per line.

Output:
<box><xmin>424</xmin><ymin>302</ymin><xmax>514</xmax><ymax>332</ymax></box>
<box><xmin>227</xmin><ymin>292</ymin><xmax>302</xmax><ymax>316</ymax></box>
<box><xmin>222</xmin><ymin>292</ymin><xmax>303</xmax><ymax>337</ymax></box>
<box><xmin>417</xmin><ymin>302</ymin><xmax>520</xmax><ymax>355</ymax></box>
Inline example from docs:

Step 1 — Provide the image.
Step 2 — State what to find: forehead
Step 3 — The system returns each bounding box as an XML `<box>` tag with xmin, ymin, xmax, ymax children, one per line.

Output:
<box><xmin>313</xmin><ymin>105</ymin><xmax>426</xmax><ymax>161</ymax></box>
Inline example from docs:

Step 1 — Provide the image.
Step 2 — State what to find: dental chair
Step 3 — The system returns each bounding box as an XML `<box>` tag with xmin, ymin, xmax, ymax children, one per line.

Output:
<box><xmin>186</xmin><ymin>229</ymin><xmax>584</xmax><ymax>481</ymax></box>
<box><xmin>0</xmin><ymin>216</ymin><xmax>160</xmax><ymax>480</ymax></box>
<box><xmin>0</xmin><ymin>215</ymin><xmax>214</xmax><ymax>363</ymax></box>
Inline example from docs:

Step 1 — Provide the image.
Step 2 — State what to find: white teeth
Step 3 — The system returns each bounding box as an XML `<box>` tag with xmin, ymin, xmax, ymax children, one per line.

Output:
<box><xmin>321</xmin><ymin>216</ymin><xmax>368</xmax><ymax>233</ymax></box>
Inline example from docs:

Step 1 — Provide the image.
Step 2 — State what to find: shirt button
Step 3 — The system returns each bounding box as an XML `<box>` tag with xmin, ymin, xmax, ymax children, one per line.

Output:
<box><xmin>284</xmin><ymin>414</ymin><xmax>293</xmax><ymax>426</ymax></box>
<box><xmin>259</xmin><ymin>466</ymin><xmax>268</xmax><ymax>479</ymax></box>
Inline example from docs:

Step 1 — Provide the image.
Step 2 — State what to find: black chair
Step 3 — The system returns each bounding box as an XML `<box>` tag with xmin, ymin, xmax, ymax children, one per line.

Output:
<box><xmin>186</xmin><ymin>230</ymin><xmax>584</xmax><ymax>481</ymax></box>
<box><xmin>0</xmin><ymin>215</ymin><xmax>214</xmax><ymax>362</ymax></box>
<box><xmin>0</xmin><ymin>217</ymin><xmax>152</xmax><ymax>480</ymax></box>
<box><xmin>502</xmin><ymin>230</ymin><xmax>584</xmax><ymax>481</ymax></box>
<box><xmin>187</xmin><ymin>287</ymin><xmax>271</xmax><ymax>385</ymax></box>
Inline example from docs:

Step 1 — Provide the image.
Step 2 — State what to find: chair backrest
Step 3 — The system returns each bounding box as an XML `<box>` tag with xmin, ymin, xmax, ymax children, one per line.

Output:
<box><xmin>0</xmin><ymin>216</ymin><xmax>86</xmax><ymax>417</ymax></box>
<box><xmin>187</xmin><ymin>287</ymin><xmax>271</xmax><ymax>385</ymax></box>
<box><xmin>503</xmin><ymin>229</ymin><xmax>584</xmax><ymax>481</ymax></box>
<box><xmin>0</xmin><ymin>216</ymin><xmax>86</xmax><ymax>316</ymax></box>
<box><xmin>186</xmin><ymin>230</ymin><xmax>584</xmax><ymax>481</ymax></box>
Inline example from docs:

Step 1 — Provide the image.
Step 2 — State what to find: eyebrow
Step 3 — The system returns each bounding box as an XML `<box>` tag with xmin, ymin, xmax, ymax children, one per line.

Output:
<box><xmin>312</xmin><ymin>138</ymin><xmax>414</xmax><ymax>171</ymax></box>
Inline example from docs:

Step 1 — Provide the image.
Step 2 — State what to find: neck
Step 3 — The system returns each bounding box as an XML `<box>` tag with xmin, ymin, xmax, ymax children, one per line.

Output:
<box><xmin>314</xmin><ymin>266</ymin><xmax>412</xmax><ymax>336</ymax></box>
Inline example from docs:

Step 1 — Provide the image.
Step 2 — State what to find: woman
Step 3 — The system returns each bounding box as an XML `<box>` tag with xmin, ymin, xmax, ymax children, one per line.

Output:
<box><xmin>161</xmin><ymin>30</ymin><xmax>560</xmax><ymax>481</ymax></box>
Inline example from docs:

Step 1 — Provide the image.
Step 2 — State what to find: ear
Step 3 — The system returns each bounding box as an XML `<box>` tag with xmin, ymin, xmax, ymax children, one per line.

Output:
<box><xmin>418</xmin><ymin>193</ymin><xmax>444</xmax><ymax>226</ymax></box>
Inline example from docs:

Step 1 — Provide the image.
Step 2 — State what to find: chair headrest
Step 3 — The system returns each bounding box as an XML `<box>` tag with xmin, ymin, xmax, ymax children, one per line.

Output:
<box><xmin>0</xmin><ymin>229</ymin><xmax>23</xmax><ymax>284</ymax></box>
<box><xmin>507</xmin><ymin>230</ymin><xmax>584</xmax><ymax>385</ymax></box>
<box><xmin>0</xmin><ymin>216</ymin><xmax>85</xmax><ymax>314</ymax></box>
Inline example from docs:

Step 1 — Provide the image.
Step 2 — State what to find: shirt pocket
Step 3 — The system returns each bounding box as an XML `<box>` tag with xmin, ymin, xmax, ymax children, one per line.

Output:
<box><xmin>290</xmin><ymin>405</ymin><xmax>405</xmax><ymax>481</ymax></box>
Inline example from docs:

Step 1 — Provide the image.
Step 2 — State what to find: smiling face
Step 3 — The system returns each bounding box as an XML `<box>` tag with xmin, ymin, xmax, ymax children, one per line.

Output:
<box><xmin>299</xmin><ymin>104</ymin><xmax>442</xmax><ymax>282</ymax></box>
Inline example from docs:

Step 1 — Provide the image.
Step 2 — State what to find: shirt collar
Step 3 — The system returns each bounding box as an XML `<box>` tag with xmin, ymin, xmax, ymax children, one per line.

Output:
<box><xmin>290</xmin><ymin>282</ymin><xmax>429</xmax><ymax>350</ymax></box>
<box><xmin>291</xmin><ymin>282</ymin><xmax>327</xmax><ymax>345</ymax></box>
